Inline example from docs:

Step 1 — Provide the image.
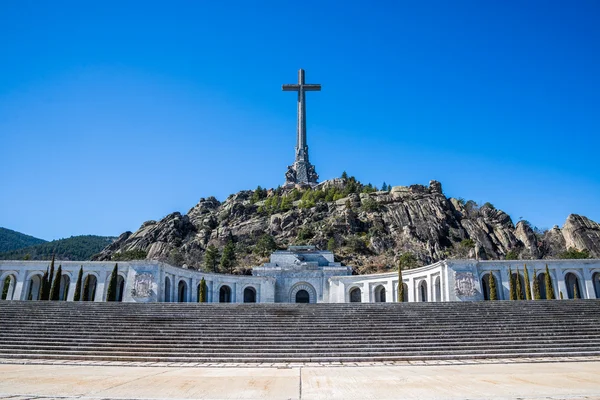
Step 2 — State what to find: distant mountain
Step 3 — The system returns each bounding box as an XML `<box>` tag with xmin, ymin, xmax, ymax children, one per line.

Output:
<box><xmin>0</xmin><ymin>235</ymin><xmax>116</xmax><ymax>261</ymax></box>
<box><xmin>0</xmin><ymin>227</ymin><xmax>47</xmax><ymax>252</ymax></box>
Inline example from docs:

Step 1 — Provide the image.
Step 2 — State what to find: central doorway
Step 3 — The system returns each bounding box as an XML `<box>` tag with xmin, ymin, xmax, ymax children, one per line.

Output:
<box><xmin>295</xmin><ymin>289</ymin><xmax>310</xmax><ymax>303</ymax></box>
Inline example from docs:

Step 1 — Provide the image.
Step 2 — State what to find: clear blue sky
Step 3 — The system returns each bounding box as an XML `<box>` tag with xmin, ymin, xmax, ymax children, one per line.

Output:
<box><xmin>1</xmin><ymin>0</ymin><xmax>599</xmax><ymax>241</ymax></box>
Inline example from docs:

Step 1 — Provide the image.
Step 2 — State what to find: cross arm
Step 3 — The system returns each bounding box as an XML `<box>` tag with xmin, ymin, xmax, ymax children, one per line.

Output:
<box><xmin>282</xmin><ymin>84</ymin><xmax>300</xmax><ymax>91</ymax></box>
<box><xmin>302</xmin><ymin>84</ymin><xmax>321</xmax><ymax>91</ymax></box>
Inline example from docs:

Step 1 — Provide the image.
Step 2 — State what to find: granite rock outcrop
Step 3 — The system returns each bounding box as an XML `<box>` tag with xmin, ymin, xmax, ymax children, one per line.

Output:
<box><xmin>92</xmin><ymin>180</ymin><xmax>600</xmax><ymax>273</ymax></box>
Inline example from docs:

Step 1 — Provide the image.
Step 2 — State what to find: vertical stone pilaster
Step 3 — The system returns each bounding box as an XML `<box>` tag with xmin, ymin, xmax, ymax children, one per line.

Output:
<box><xmin>583</xmin><ymin>268</ymin><xmax>595</xmax><ymax>299</ymax></box>
<box><xmin>191</xmin><ymin>278</ymin><xmax>198</xmax><ymax>303</ymax></box>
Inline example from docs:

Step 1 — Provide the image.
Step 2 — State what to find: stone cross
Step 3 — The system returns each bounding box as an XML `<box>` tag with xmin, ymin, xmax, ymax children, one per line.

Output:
<box><xmin>282</xmin><ymin>69</ymin><xmax>320</xmax><ymax>185</ymax></box>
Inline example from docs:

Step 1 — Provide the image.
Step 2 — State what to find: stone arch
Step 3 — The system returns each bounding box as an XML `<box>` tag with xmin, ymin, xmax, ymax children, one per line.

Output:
<box><xmin>593</xmin><ymin>272</ymin><xmax>600</xmax><ymax>299</ymax></box>
<box><xmin>26</xmin><ymin>273</ymin><xmax>44</xmax><ymax>301</ymax></box>
<box><xmin>164</xmin><ymin>276</ymin><xmax>172</xmax><ymax>302</ymax></box>
<box><xmin>401</xmin><ymin>283</ymin><xmax>409</xmax><ymax>302</ymax></box>
<box><xmin>219</xmin><ymin>285</ymin><xmax>232</xmax><ymax>303</ymax></box>
<box><xmin>115</xmin><ymin>274</ymin><xmax>125</xmax><ymax>302</ymax></box>
<box><xmin>82</xmin><ymin>274</ymin><xmax>98</xmax><ymax>301</ymax></box>
<box><xmin>178</xmin><ymin>280</ymin><xmax>188</xmax><ymax>302</ymax></box>
<box><xmin>243</xmin><ymin>286</ymin><xmax>256</xmax><ymax>303</ymax></box>
<box><xmin>434</xmin><ymin>276</ymin><xmax>441</xmax><ymax>302</ymax></box>
<box><xmin>289</xmin><ymin>282</ymin><xmax>317</xmax><ymax>304</ymax></box>
<box><xmin>374</xmin><ymin>285</ymin><xmax>386</xmax><ymax>303</ymax></box>
<box><xmin>1</xmin><ymin>273</ymin><xmax>17</xmax><ymax>300</ymax></box>
<box><xmin>59</xmin><ymin>274</ymin><xmax>70</xmax><ymax>301</ymax></box>
<box><xmin>564</xmin><ymin>272</ymin><xmax>583</xmax><ymax>299</ymax></box>
<box><xmin>481</xmin><ymin>272</ymin><xmax>498</xmax><ymax>301</ymax></box>
<box><xmin>537</xmin><ymin>272</ymin><xmax>548</xmax><ymax>299</ymax></box>
<box><xmin>349</xmin><ymin>287</ymin><xmax>361</xmax><ymax>303</ymax></box>
<box><xmin>419</xmin><ymin>280</ymin><xmax>428</xmax><ymax>302</ymax></box>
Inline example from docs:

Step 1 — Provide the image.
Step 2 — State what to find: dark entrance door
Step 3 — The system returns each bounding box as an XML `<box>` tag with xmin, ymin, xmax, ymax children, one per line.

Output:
<box><xmin>296</xmin><ymin>289</ymin><xmax>310</xmax><ymax>303</ymax></box>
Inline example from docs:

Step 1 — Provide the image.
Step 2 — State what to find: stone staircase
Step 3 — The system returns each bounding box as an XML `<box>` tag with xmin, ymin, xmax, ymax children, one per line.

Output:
<box><xmin>1</xmin><ymin>300</ymin><xmax>599</xmax><ymax>363</ymax></box>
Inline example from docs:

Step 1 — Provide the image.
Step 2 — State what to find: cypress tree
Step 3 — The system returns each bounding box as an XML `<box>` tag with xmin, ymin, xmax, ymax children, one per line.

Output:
<box><xmin>82</xmin><ymin>275</ymin><xmax>90</xmax><ymax>301</ymax></box>
<box><xmin>39</xmin><ymin>269</ymin><xmax>49</xmax><ymax>301</ymax></box>
<box><xmin>397</xmin><ymin>263</ymin><xmax>404</xmax><ymax>302</ymax></box>
<box><xmin>515</xmin><ymin>268</ymin><xmax>524</xmax><ymax>300</ymax></box>
<box><xmin>73</xmin><ymin>267</ymin><xmax>83</xmax><ymax>301</ymax></box>
<box><xmin>523</xmin><ymin>264</ymin><xmax>532</xmax><ymax>300</ymax></box>
<box><xmin>545</xmin><ymin>265</ymin><xmax>556</xmax><ymax>299</ymax></box>
<box><xmin>106</xmin><ymin>264</ymin><xmax>118</xmax><ymax>302</ymax></box>
<box><xmin>199</xmin><ymin>277</ymin><xmax>207</xmax><ymax>303</ymax></box>
<box><xmin>489</xmin><ymin>272</ymin><xmax>498</xmax><ymax>300</ymax></box>
<box><xmin>49</xmin><ymin>265</ymin><xmax>62</xmax><ymax>301</ymax></box>
<box><xmin>532</xmin><ymin>269</ymin><xmax>541</xmax><ymax>300</ymax></box>
<box><xmin>47</xmin><ymin>257</ymin><xmax>55</xmax><ymax>298</ymax></box>
<box><xmin>573</xmin><ymin>284</ymin><xmax>579</xmax><ymax>299</ymax></box>
<box><xmin>560</xmin><ymin>291</ymin><xmax>564</xmax><ymax>300</ymax></box>
<box><xmin>508</xmin><ymin>267</ymin><xmax>516</xmax><ymax>300</ymax></box>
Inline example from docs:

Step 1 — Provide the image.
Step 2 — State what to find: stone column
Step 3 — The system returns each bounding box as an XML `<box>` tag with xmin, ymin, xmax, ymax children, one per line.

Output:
<box><xmin>427</xmin><ymin>275</ymin><xmax>433</xmax><ymax>302</ymax></box>
<box><xmin>191</xmin><ymin>277</ymin><xmax>198</xmax><ymax>303</ymax></box>
<box><xmin>583</xmin><ymin>268</ymin><xmax>596</xmax><ymax>299</ymax></box>
<box><xmin>172</xmin><ymin>276</ymin><xmax>177</xmax><ymax>302</ymax></box>
<box><xmin>95</xmin><ymin>272</ymin><xmax>107</xmax><ymax>302</ymax></box>
<box><xmin>408</xmin><ymin>277</ymin><xmax>414</xmax><ymax>302</ymax></box>
<box><xmin>500</xmin><ymin>267</ymin><xmax>511</xmax><ymax>300</ymax></box>
<box><xmin>556</xmin><ymin>269</ymin><xmax>568</xmax><ymax>299</ymax></box>
<box><xmin>361</xmin><ymin>283</ymin><xmax>369</xmax><ymax>303</ymax></box>
<box><xmin>13</xmin><ymin>271</ymin><xmax>25</xmax><ymax>301</ymax></box>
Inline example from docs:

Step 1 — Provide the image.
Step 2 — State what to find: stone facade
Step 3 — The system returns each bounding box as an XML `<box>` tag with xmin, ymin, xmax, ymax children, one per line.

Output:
<box><xmin>1</xmin><ymin>250</ymin><xmax>600</xmax><ymax>303</ymax></box>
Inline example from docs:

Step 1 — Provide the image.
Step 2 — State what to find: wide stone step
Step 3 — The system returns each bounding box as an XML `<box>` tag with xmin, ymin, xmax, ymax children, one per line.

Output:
<box><xmin>1</xmin><ymin>300</ymin><xmax>599</xmax><ymax>363</ymax></box>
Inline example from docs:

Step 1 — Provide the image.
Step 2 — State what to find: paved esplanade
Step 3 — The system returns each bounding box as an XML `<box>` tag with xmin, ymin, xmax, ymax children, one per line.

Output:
<box><xmin>283</xmin><ymin>69</ymin><xmax>320</xmax><ymax>185</ymax></box>
<box><xmin>1</xmin><ymin>360</ymin><xmax>599</xmax><ymax>399</ymax></box>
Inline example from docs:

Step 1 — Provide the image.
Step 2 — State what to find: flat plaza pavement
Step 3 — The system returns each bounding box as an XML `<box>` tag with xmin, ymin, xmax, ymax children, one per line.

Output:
<box><xmin>0</xmin><ymin>358</ymin><xmax>599</xmax><ymax>400</ymax></box>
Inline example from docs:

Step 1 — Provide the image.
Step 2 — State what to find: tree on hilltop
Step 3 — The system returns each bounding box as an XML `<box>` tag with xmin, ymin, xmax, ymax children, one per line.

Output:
<box><xmin>220</xmin><ymin>240</ymin><xmax>236</xmax><ymax>274</ymax></box>
<box><xmin>204</xmin><ymin>245</ymin><xmax>219</xmax><ymax>273</ymax></box>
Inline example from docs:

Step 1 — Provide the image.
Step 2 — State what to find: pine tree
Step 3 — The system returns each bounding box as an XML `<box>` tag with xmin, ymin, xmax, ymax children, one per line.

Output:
<box><xmin>199</xmin><ymin>277</ymin><xmax>207</xmax><ymax>303</ymax></box>
<box><xmin>220</xmin><ymin>240</ymin><xmax>236</xmax><ymax>274</ymax></box>
<box><xmin>545</xmin><ymin>264</ymin><xmax>556</xmax><ymax>299</ymax></box>
<box><xmin>82</xmin><ymin>275</ymin><xmax>90</xmax><ymax>301</ymax></box>
<box><xmin>204</xmin><ymin>245</ymin><xmax>219</xmax><ymax>273</ymax></box>
<box><xmin>49</xmin><ymin>265</ymin><xmax>62</xmax><ymax>301</ymax></box>
<box><xmin>573</xmin><ymin>284</ymin><xmax>579</xmax><ymax>299</ymax></box>
<box><xmin>73</xmin><ymin>266</ymin><xmax>83</xmax><ymax>301</ymax></box>
<box><xmin>397</xmin><ymin>263</ymin><xmax>404</xmax><ymax>302</ymax></box>
<box><xmin>489</xmin><ymin>272</ymin><xmax>498</xmax><ymax>300</ymax></box>
<box><xmin>532</xmin><ymin>269</ymin><xmax>541</xmax><ymax>300</ymax></box>
<box><xmin>508</xmin><ymin>267</ymin><xmax>516</xmax><ymax>300</ymax></box>
<box><xmin>523</xmin><ymin>264</ymin><xmax>532</xmax><ymax>300</ymax></box>
<box><xmin>106</xmin><ymin>264</ymin><xmax>118</xmax><ymax>302</ymax></box>
<box><xmin>515</xmin><ymin>268</ymin><xmax>524</xmax><ymax>300</ymax></box>
<box><xmin>39</xmin><ymin>268</ymin><xmax>49</xmax><ymax>301</ymax></box>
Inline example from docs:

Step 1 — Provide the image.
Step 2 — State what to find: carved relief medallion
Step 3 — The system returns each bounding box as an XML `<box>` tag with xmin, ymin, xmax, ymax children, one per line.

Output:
<box><xmin>454</xmin><ymin>272</ymin><xmax>477</xmax><ymax>297</ymax></box>
<box><xmin>131</xmin><ymin>272</ymin><xmax>154</xmax><ymax>298</ymax></box>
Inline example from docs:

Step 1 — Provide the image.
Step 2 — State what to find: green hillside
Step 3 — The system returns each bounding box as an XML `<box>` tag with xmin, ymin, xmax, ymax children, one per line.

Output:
<box><xmin>0</xmin><ymin>227</ymin><xmax>47</xmax><ymax>252</ymax></box>
<box><xmin>0</xmin><ymin>235</ymin><xmax>115</xmax><ymax>261</ymax></box>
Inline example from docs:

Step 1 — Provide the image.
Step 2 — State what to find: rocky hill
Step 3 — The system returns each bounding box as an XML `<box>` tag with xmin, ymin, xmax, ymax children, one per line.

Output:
<box><xmin>92</xmin><ymin>179</ymin><xmax>600</xmax><ymax>274</ymax></box>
